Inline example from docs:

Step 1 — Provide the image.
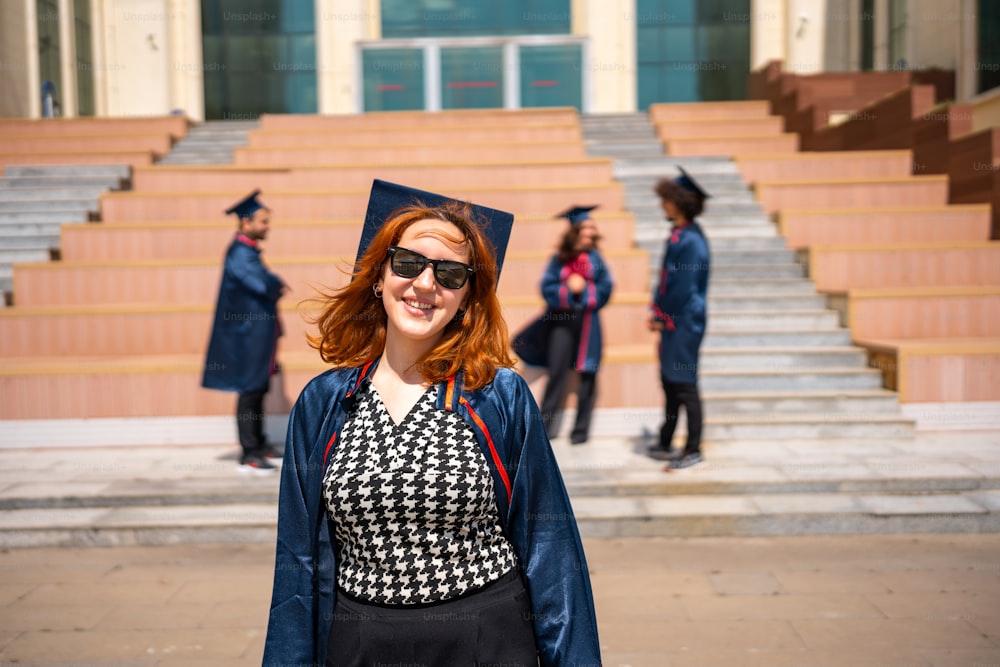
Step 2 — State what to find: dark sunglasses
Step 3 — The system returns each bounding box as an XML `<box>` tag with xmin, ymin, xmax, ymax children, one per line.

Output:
<box><xmin>387</xmin><ymin>246</ymin><xmax>475</xmax><ymax>290</ymax></box>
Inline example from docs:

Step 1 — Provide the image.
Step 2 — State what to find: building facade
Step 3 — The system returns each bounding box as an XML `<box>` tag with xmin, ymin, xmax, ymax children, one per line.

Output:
<box><xmin>0</xmin><ymin>0</ymin><xmax>993</xmax><ymax>121</ymax></box>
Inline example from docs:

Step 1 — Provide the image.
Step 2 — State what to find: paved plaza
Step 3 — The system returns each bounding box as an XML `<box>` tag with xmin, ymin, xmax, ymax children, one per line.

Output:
<box><xmin>0</xmin><ymin>428</ymin><xmax>998</xmax><ymax>665</ymax></box>
<box><xmin>0</xmin><ymin>534</ymin><xmax>999</xmax><ymax>666</ymax></box>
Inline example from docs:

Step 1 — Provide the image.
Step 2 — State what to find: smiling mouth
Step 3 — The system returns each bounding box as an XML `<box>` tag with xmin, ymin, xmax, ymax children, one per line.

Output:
<box><xmin>403</xmin><ymin>299</ymin><xmax>434</xmax><ymax>311</ymax></box>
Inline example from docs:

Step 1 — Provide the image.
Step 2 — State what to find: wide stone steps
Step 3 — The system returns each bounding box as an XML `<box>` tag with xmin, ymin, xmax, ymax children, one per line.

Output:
<box><xmin>706</xmin><ymin>263</ymin><xmax>806</xmax><ymax>279</ymax></box>
<box><xmin>629</xmin><ymin>184</ymin><xmax>752</xmax><ymax>200</ymax></box>
<box><xmin>706</xmin><ymin>308</ymin><xmax>837</xmax><ymax>332</ymax></box>
<box><xmin>0</xmin><ymin>176</ymin><xmax>128</xmax><ymax>189</ymax></box>
<box><xmin>578</xmin><ymin>112</ymin><xmax>916</xmax><ymax>449</ymax></box>
<box><xmin>699</xmin><ymin>388</ymin><xmax>900</xmax><ymax>413</ymax></box>
<box><xmin>700</xmin><ymin>236</ymin><xmax>787</xmax><ymax>250</ymax></box>
<box><xmin>0</xmin><ymin>231</ymin><xmax>60</xmax><ymax>248</ymax></box>
<box><xmin>697</xmin><ymin>347</ymin><xmax>867</xmax><ymax>369</ymax></box>
<box><xmin>698</xmin><ymin>368</ymin><xmax>882</xmax><ymax>392</ymax></box>
<box><xmin>0</xmin><ymin>221</ymin><xmax>74</xmax><ymax>236</ymax></box>
<box><xmin>632</xmin><ymin>202</ymin><xmax>766</xmax><ymax>217</ymax></box>
<box><xmin>0</xmin><ymin>107</ymin><xmax>985</xmax><ymax>548</ymax></box>
<box><xmin>9</xmin><ymin>486</ymin><xmax>996</xmax><ymax>546</ymax></box>
<box><xmin>2</xmin><ymin>164</ymin><xmax>131</xmax><ymax>180</ymax></box>
<box><xmin>581</xmin><ymin>113</ymin><xmax>666</xmax><ymax>158</ymax></box>
<box><xmin>0</xmin><ymin>187</ymin><xmax>110</xmax><ymax>202</ymax></box>
<box><xmin>158</xmin><ymin>120</ymin><xmax>258</xmax><ymax>165</ymax></box>
<box><xmin>0</xmin><ymin>165</ymin><xmax>129</xmax><ymax>304</ymax></box>
<box><xmin>709</xmin><ymin>278</ymin><xmax>816</xmax><ymax>295</ymax></box>
<box><xmin>2</xmin><ymin>431</ymin><xmax>995</xmax><ymax>546</ymax></box>
<box><xmin>702</xmin><ymin>329</ymin><xmax>853</xmax><ymax>347</ymax></box>
<box><xmin>0</xmin><ymin>248</ymin><xmax>50</xmax><ymax>263</ymax></box>
<box><xmin>0</xmin><ymin>209</ymin><xmax>92</xmax><ymax>222</ymax></box>
<box><xmin>612</xmin><ymin>155</ymin><xmax>740</xmax><ymax>177</ymax></box>
<box><xmin>0</xmin><ymin>197</ymin><xmax>102</xmax><ymax>212</ymax></box>
<box><xmin>709</xmin><ymin>295</ymin><xmax>827</xmax><ymax>310</ymax></box>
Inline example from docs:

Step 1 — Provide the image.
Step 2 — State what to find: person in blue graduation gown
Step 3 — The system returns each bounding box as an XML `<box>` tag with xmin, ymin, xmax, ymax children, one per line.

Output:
<box><xmin>202</xmin><ymin>189</ymin><xmax>288</xmax><ymax>473</ymax></box>
<box><xmin>262</xmin><ymin>180</ymin><xmax>602</xmax><ymax>667</ymax></box>
<box><xmin>535</xmin><ymin>205</ymin><xmax>614</xmax><ymax>444</ymax></box>
<box><xmin>647</xmin><ymin>168</ymin><xmax>711</xmax><ymax>469</ymax></box>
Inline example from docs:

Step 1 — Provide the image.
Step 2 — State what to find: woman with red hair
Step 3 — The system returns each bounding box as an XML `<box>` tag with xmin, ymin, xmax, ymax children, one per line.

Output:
<box><xmin>263</xmin><ymin>181</ymin><xmax>601</xmax><ymax>667</ymax></box>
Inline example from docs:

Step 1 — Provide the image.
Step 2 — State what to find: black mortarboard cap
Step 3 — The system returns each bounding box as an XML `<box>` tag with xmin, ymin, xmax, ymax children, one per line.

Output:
<box><xmin>224</xmin><ymin>189</ymin><xmax>266</xmax><ymax>219</ymax></box>
<box><xmin>555</xmin><ymin>204</ymin><xmax>598</xmax><ymax>226</ymax></box>
<box><xmin>675</xmin><ymin>166</ymin><xmax>711</xmax><ymax>200</ymax></box>
<box><xmin>355</xmin><ymin>179</ymin><xmax>515</xmax><ymax>280</ymax></box>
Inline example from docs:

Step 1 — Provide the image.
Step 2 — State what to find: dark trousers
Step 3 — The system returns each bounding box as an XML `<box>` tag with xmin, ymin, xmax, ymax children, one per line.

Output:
<box><xmin>236</xmin><ymin>389</ymin><xmax>267</xmax><ymax>456</ymax></box>
<box><xmin>326</xmin><ymin>569</ymin><xmax>538</xmax><ymax>667</ymax></box>
<box><xmin>660</xmin><ymin>378</ymin><xmax>703</xmax><ymax>454</ymax></box>
<box><xmin>540</xmin><ymin>318</ymin><xmax>597</xmax><ymax>441</ymax></box>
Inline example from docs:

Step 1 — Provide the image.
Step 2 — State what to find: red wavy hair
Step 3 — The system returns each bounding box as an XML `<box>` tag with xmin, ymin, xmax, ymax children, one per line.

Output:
<box><xmin>307</xmin><ymin>202</ymin><xmax>515</xmax><ymax>390</ymax></box>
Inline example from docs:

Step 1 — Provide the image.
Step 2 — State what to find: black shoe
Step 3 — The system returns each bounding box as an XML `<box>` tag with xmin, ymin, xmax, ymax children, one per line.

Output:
<box><xmin>669</xmin><ymin>452</ymin><xmax>703</xmax><ymax>469</ymax></box>
<box><xmin>259</xmin><ymin>443</ymin><xmax>284</xmax><ymax>459</ymax></box>
<box><xmin>647</xmin><ymin>445</ymin><xmax>682</xmax><ymax>461</ymax></box>
<box><xmin>238</xmin><ymin>454</ymin><xmax>277</xmax><ymax>476</ymax></box>
<box><xmin>570</xmin><ymin>434</ymin><xmax>588</xmax><ymax>445</ymax></box>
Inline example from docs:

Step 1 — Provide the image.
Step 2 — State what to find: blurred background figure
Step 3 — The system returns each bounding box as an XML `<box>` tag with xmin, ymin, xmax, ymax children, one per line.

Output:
<box><xmin>647</xmin><ymin>169</ymin><xmax>711</xmax><ymax>469</ymax></box>
<box><xmin>519</xmin><ymin>205</ymin><xmax>614</xmax><ymax>445</ymax></box>
<box><xmin>202</xmin><ymin>189</ymin><xmax>289</xmax><ymax>474</ymax></box>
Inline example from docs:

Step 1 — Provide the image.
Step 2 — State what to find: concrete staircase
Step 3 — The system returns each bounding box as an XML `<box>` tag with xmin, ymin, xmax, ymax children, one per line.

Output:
<box><xmin>0</xmin><ymin>431</ymin><xmax>997</xmax><ymax>547</ymax></box>
<box><xmin>0</xmin><ymin>164</ymin><xmax>130</xmax><ymax>306</ymax></box>
<box><xmin>580</xmin><ymin>113</ymin><xmax>915</xmax><ymax>442</ymax></box>
<box><xmin>1</xmin><ymin>108</ymin><xmax>993</xmax><ymax>548</ymax></box>
<box><xmin>157</xmin><ymin>120</ymin><xmax>258</xmax><ymax>165</ymax></box>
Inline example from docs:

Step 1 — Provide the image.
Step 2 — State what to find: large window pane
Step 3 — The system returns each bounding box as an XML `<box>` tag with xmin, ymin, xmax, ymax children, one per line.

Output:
<box><xmin>636</xmin><ymin>0</ymin><xmax>749</xmax><ymax>107</ymax></box>
<box><xmin>441</xmin><ymin>47</ymin><xmax>503</xmax><ymax>109</ymax></box>
<box><xmin>888</xmin><ymin>0</ymin><xmax>907</xmax><ymax>68</ymax></box>
<box><xmin>382</xmin><ymin>0</ymin><xmax>570</xmax><ymax>37</ymax></box>
<box><xmin>74</xmin><ymin>0</ymin><xmax>94</xmax><ymax>116</ymax></box>
<box><xmin>520</xmin><ymin>44</ymin><xmax>582</xmax><ymax>110</ymax></box>
<box><xmin>201</xmin><ymin>0</ymin><xmax>316</xmax><ymax>119</ymax></box>
<box><xmin>635</xmin><ymin>0</ymin><xmax>694</xmax><ymax>24</ymax></box>
<box><xmin>637</xmin><ymin>26</ymin><xmax>662</xmax><ymax>62</ymax></box>
<box><xmin>37</xmin><ymin>0</ymin><xmax>62</xmax><ymax>116</ymax></box>
<box><xmin>663</xmin><ymin>26</ymin><xmax>695</xmax><ymax>61</ymax></box>
<box><xmin>860</xmin><ymin>0</ymin><xmax>875</xmax><ymax>70</ymax></box>
<box><xmin>978</xmin><ymin>0</ymin><xmax>999</xmax><ymax>93</ymax></box>
<box><xmin>363</xmin><ymin>49</ymin><xmax>425</xmax><ymax>111</ymax></box>
<box><xmin>662</xmin><ymin>68</ymin><xmax>699</xmax><ymax>102</ymax></box>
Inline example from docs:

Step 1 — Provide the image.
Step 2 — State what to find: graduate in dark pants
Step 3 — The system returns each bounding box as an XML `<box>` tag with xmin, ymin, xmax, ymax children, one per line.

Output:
<box><xmin>647</xmin><ymin>169</ymin><xmax>711</xmax><ymax>469</ymax></box>
<box><xmin>535</xmin><ymin>205</ymin><xmax>614</xmax><ymax>444</ymax></box>
<box><xmin>202</xmin><ymin>190</ymin><xmax>289</xmax><ymax>474</ymax></box>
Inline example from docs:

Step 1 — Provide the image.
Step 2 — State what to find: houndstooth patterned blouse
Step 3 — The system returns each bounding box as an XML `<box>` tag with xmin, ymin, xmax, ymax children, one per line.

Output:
<box><xmin>323</xmin><ymin>381</ymin><xmax>519</xmax><ymax>605</ymax></box>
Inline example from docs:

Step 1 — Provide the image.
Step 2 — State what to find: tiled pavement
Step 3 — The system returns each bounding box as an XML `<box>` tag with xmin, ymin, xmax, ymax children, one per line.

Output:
<box><xmin>0</xmin><ymin>429</ymin><xmax>999</xmax><ymax>664</ymax></box>
<box><xmin>0</xmin><ymin>535</ymin><xmax>998</xmax><ymax>666</ymax></box>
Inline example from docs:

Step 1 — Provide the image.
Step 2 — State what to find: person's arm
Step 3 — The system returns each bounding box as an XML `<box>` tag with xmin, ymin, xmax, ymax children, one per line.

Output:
<box><xmin>503</xmin><ymin>375</ymin><xmax>603</xmax><ymax>667</ymax></box>
<box><xmin>652</xmin><ymin>235</ymin><xmax>704</xmax><ymax>321</ymax></box>
<box><xmin>227</xmin><ymin>246</ymin><xmax>285</xmax><ymax>301</ymax></box>
<box><xmin>263</xmin><ymin>392</ymin><xmax>322</xmax><ymax>666</ymax></box>
<box><xmin>585</xmin><ymin>251</ymin><xmax>614</xmax><ymax>311</ymax></box>
<box><xmin>540</xmin><ymin>255</ymin><xmax>577</xmax><ymax>310</ymax></box>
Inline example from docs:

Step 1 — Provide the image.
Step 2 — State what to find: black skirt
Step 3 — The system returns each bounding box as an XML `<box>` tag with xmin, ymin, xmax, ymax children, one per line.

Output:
<box><xmin>325</xmin><ymin>568</ymin><xmax>539</xmax><ymax>667</ymax></box>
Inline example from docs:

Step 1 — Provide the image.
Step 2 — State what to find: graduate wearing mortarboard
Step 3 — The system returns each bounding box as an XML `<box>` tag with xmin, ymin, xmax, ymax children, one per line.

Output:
<box><xmin>513</xmin><ymin>205</ymin><xmax>614</xmax><ymax>445</ymax></box>
<box><xmin>646</xmin><ymin>167</ymin><xmax>712</xmax><ymax>470</ymax></box>
<box><xmin>263</xmin><ymin>180</ymin><xmax>601</xmax><ymax>667</ymax></box>
<box><xmin>202</xmin><ymin>189</ymin><xmax>289</xmax><ymax>473</ymax></box>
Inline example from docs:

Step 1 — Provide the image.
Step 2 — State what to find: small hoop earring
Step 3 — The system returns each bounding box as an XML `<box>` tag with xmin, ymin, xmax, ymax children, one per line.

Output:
<box><xmin>372</xmin><ymin>284</ymin><xmax>383</xmax><ymax>298</ymax></box>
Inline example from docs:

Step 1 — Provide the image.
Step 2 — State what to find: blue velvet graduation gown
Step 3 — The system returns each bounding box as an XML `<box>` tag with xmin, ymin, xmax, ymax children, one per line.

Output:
<box><xmin>651</xmin><ymin>221</ymin><xmax>710</xmax><ymax>384</ymax></box>
<box><xmin>538</xmin><ymin>249</ymin><xmax>614</xmax><ymax>373</ymax></box>
<box><xmin>513</xmin><ymin>250</ymin><xmax>613</xmax><ymax>370</ymax></box>
<box><xmin>202</xmin><ymin>235</ymin><xmax>284</xmax><ymax>393</ymax></box>
<box><xmin>262</xmin><ymin>362</ymin><xmax>603</xmax><ymax>667</ymax></box>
